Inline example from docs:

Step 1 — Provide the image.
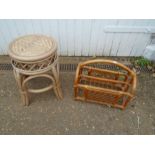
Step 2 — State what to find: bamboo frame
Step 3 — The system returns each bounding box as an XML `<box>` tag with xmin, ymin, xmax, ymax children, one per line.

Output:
<box><xmin>74</xmin><ymin>59</ymin><xmax>137</xmax><ymax>110</ymax></box>
<box><xmin>9</xmin><ymin>35</ymin><xmax>63</xmax><ymax>106</ymax></box>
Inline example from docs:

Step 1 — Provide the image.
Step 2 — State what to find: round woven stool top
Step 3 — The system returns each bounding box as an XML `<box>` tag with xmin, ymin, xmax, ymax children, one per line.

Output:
<box><xmin>9</xmin><ymin>34</ymin><xmax>57</xmax><ymax>62</ymax></box>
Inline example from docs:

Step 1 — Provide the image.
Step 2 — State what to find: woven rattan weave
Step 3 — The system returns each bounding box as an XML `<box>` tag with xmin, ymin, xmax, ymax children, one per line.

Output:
<box><xmin>74</xmin><ymin>59</ymin><xmax>137</xmax><ymax>109</ymax></box>
<box><xmin>9</xmin><ymin>34</ymin><xmax>63</xmax><ymax>106</ymax></box>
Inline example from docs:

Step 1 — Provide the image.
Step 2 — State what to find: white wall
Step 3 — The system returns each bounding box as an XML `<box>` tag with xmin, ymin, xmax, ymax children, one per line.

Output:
<box><xmin>0</xmin><ymin>19</ymin><xmax>155</xmax><ymax>56</ymax></box>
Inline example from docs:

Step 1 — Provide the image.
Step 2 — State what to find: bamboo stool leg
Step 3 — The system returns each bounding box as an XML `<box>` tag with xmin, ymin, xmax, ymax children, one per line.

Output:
<box><xmin>51</xmin><ymin>65</ymin><xmax>63</xmax><ymax>99</ymax></box>
<box><xmin>56</xmin><ymin>63</ymin><xmax>63</xmax><ymax>99</ymax></box>
<box><xmin>53</xmin><ymin>84</ymin><xmax>62</xmax><ymax>99</ymax></box>
<box><xmin>13</xmin><ymin>70</ymin><xmax>29</xmax><ymax>106</ymax></box>
<box><xmin>55</xmin><ymin>82</ymin><xmax>63</xmax><ymax>99</ymax></box>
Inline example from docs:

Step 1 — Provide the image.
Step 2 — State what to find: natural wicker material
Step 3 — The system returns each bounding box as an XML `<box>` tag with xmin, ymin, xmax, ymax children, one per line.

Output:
<box><xmin>9</xmin><ymin>35</ymin><xmax>57</xmax><ymax>61</ymax></box>
<box><xmin>74</xmin><ymin>59</ymin><xmax>137</xmax><ymax>110</ymax></box>
<box><xmin>9</xmin><ymin>34</ymin><xmax>63</xmax><ymax>106</ymax></box>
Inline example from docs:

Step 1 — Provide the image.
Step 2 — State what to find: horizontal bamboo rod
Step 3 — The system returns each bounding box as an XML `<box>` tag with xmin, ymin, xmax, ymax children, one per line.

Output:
<box><xmin>82</xmin><ymin>66</ymin><xmax>128</xmax><ymax>77</ymax></box>
<box><xmin>80</xmin><ymin>74</ymin><xmax>130</xmax><ymax>86</ymax></box>
<box><xmin>75</xmin><ymin>84</ymin><xmax>133</xmax><ymax>98</ymax></box>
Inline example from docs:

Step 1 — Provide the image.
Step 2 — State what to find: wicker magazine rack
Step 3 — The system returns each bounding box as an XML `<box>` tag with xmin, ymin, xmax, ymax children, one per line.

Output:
<box><xmin>74</xmin><ymin>59</ymin><xmax>137</xmax><ymax>109</ymax></box>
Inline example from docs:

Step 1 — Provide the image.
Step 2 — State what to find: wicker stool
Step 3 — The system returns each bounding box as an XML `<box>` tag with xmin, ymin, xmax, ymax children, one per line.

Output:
<box><xmin>9</xmin><ymin>34</ymin><xmax>63</xmax><ymax>106</ymax></box>
<box><xmin>74</xmin><ymin>59</ymin><xmax>137</xmax><ymax>110</ymax></box>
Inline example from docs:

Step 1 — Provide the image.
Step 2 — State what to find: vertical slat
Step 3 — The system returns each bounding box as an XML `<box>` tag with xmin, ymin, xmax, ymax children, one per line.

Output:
<box><xmin>103</xmin><ymin>19</ymin><xmax>118</xmax><ymax>56</ymax></box>
<box><xmin>130</xmin><ymin>20</ymin><xmax>150</xmax><ymax>56</ymax></box>
<box><xmin>88</xmin><ymin>19</ymin><xmax>98</xmax><ymax>56</ymax></box>
<box><xmin>31</xmin><ymin>19</ymin><xmax>43</xmax><ymax>34</ymax></box>
<box><xmin>74</xmin><ymin>19</ymin><xmax>83</xmax><ymax>56</ymax></box>
<box><xmin>95</xmin><ymin>19</ymin><xmax>110</xmax><ymax>56</ymax></box>
<box><xmin>81</xmin><ymin>19</ymin><xmax>93</xmax><ymax>56</ymax></box>
<box><xmin>89</xmin><ymin>19</ymin><xmax>107</xmax><ymax>56</ymax></box>
<box><xmin>0</xmin><ymin>19</ymin><xmax>12</xmax><ymax>54</ymax></box>
<box><xmin>17</xmin><ymin>19</ymin><xmax>34</xmax><ymax>35</ymax></box>
<box><xmin>57</xmin><ymin>19</ymin><xmax>68</xmax><ymax>56</ymax></box>
<box><xmin>45</xmin><ymin>20</ymin><xmax>61</xmax><ymax>55</ymax></box>
<box><xmin>66</xmin><ymin>20</ymin><xmax>75</xmax><ymax>56</ymax></box>
<box><xmin>115</xmin><ymin>19</ymin><xmax>136</xmax><ymax>56</ymax></box>
<box><xmin>109</xmin><ymin>19</ymin><xmax>122</xmax><ymax>56</ymax></box>
<box><xmin>13</xmin><ymin>19</ymin><xmax>29</xmax><ymax>36</ymax></box>
<box><xmin>0</xmin><ymin>19</ymin><xmax>155</xmax><ymax>56</ymax></box>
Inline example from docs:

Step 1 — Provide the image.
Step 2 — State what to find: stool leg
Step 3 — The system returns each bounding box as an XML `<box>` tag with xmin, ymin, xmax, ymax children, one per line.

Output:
<box><xmin>55</xmin><ymin>82</ymin><xmax>63</xmax><ymax>99</ymax></box>
<box><xmin>13</xmin><ymin>70</ymin><xmax>29</xmax><ymax>106</ymax></box>
<box><xmin>51</xmin><ymin>65</ymin><xmax>63</xmax><ymax>99</ymax></box>
<box><xmin>53</xmin><ymin>85</ymin><xmax>61</xmax><ymax>99</ymax></box>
